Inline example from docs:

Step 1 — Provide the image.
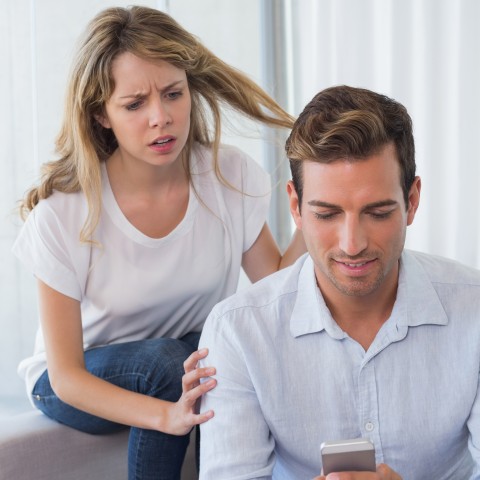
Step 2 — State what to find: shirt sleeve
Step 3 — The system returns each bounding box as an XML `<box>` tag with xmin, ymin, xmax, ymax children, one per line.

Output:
<box><xmin>467</xmin><ymin>369</ymin><xmax>480</xmax><ymax>479</ymax></box>
<box><xmin>11</xmin><ymin>200</ymin><xmax>82</xmax><ymax>301</ymax></box>
<box><xmin>198</xmin><ymin>310</ymin><xmax>275</xmax><ymax>479</ymax></box>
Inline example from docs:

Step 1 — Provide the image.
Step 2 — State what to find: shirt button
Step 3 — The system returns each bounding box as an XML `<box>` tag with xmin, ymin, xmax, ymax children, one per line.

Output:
<box><xmin>365</xmin><ymin>421</ymin><xmax>374</xmax><ymax>432</ymax></box>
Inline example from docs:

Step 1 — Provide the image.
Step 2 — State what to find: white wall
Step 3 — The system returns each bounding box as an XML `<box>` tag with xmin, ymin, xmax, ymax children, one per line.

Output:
<box><xmin>0</xmin><ymin>0</ymin><xmax>265</xmax><ymax>407</ymax></box>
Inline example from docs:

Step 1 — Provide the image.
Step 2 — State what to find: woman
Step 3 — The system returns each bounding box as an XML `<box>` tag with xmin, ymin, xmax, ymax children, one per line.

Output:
<box><xmin>13</xmin><ymin>5</ymin><xmax>305</xmax><ymax>479</ymax></box>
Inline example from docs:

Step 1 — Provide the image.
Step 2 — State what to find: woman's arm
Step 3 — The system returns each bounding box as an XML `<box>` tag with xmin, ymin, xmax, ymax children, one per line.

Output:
<box><xmin>37</xmin><ymin>279</ymin><xmax>215</xmax><ymax>435</ymax></box>
<box><xmin>241</xmin><ymin>223</ymin><xmax>306</xmax><ymax>283</ymax></box>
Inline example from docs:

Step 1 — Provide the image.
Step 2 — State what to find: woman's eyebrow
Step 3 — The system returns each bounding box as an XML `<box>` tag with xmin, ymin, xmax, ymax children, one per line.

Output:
<box><xmin>119</xmin><ymin>80</ymin><xmax>186</xmax><ymax>100</ymax></box>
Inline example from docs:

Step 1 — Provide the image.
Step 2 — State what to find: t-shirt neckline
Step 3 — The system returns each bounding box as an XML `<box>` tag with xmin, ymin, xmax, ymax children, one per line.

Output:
<box><xmin>100</xmin><ymin>162</ymin><xmax>198</xmax><ymax>247</ymax></box>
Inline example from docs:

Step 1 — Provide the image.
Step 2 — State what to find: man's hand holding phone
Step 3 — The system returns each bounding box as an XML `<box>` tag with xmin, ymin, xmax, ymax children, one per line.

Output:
<box><xmin>314</xmin><ymin>438</ymin><xmax>402</xmax><ymax>480</ymax></box>
<box><xmin>313</xmin><ymin>463</ymin><xmax>402</xmax><ymax>479</ymax></box>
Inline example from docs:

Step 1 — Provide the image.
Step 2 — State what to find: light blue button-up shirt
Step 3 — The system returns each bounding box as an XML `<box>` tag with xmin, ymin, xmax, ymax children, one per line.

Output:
<box><xmin>199</xmin><ymin>250</ymin><xmax>480</xmax><ymax>479</ymax></box>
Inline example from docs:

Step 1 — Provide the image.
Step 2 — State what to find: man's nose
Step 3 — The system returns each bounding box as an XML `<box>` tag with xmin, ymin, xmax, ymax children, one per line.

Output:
<box><xmin>338</xmin><ymin>216</ymin><xmax>368</xmax><ymax>256</ymax></box>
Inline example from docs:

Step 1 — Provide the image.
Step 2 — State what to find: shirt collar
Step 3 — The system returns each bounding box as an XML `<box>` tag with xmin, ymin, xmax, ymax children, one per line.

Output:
<box><xmin>290</xmin><ymin>250</ymin><xmax>448</xmax><ymax>339</ymax></box>
<box><xmin>398</xmin><ymin>250</ymin><xmax>448</xmax><ymax>327</ymax></box>
<box><xmin>290</xmin><ymin>255</ymin><xmax>343</xmax><ymax>339</ymax></box>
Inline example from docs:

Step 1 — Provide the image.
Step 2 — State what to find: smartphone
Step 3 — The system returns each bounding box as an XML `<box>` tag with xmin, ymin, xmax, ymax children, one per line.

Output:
<box><xmin>320</xmin><ymin>438</ymin><xmax>376</xmax><ymax>475</ymax></box>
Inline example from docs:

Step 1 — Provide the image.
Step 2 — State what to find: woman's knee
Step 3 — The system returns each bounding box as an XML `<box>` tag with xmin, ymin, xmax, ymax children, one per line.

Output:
<box><xmin>139</xmin><ymin>338</ymin><xmax>195</xmax><ymax>400</ymax></box>
<box><xmin>85</xmin><ymin>338</ymin><xmax>195</xmax><ymax>401</ymax></box>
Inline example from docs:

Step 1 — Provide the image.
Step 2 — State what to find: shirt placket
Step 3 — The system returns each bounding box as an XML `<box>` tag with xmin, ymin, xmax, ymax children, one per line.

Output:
<box><xmin>357</xmin><ymin>358</ymin><xmax>384</xmax><ymax>465</ymax></box>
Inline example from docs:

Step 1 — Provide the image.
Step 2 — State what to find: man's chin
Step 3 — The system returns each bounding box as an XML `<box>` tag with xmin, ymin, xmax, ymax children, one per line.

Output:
<box><xmin>330</xmin><ymin>277</ymin><xmax>383</xmax><ymax>298</ymax></box>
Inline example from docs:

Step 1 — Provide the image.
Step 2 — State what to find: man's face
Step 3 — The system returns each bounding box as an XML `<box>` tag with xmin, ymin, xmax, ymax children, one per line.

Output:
<box><xmin>288</xmin><ymin>143</ymin><xmax>420</xmax><ymax>303</ymax></box>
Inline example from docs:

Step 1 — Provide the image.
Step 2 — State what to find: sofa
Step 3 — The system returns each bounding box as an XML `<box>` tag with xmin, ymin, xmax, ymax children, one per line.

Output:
<box><xmin>0</xmin><ymin>409</ymin><xmax>197</xmax><ymax>480</ymax></box>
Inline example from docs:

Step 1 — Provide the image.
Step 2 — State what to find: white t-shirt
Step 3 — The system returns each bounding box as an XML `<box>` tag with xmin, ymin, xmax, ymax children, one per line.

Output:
<box><xmin>12</xmin><ymin>143</ymin><xmax>271</xmax><ymax>396</ymax></box>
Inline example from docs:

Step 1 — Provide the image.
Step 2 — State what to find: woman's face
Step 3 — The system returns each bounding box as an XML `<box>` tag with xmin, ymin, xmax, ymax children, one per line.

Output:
<box><xmin>97</xmin><ymin>51</ymin><xmax>191</xmax><ymax>170</ymax></box>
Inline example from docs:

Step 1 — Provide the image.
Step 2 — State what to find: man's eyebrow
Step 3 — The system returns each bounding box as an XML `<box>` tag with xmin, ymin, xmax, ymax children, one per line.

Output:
<box><xmin>119</xmin><ymin>80</ymin><xmax>185</xmax><ymax>100</ymax></box>
<box><xmin>307</xmin><ymin>199</ymin><xmax>399</xmax><ymax>209</ymax></box>
<box><xmin>307</xmin><ymin>200</ymin><xmax>340</xmax><ymax>208</ymax></box>
<box><xmin>363</xmin><ymin>200</ymin><xmax>398</xmax><ymax>209</ymax></box>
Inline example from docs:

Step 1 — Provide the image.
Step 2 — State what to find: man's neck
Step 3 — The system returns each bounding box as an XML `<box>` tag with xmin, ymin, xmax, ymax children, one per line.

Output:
<box><xmin>319</xmin><ymin>275</ymin><xmax>399</xmax><ymax>351</ymax></box>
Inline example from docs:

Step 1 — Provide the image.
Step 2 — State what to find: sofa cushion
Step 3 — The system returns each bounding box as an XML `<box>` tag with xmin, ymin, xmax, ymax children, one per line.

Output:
<box><xmin>0</xmin><ymin>410</ymin><xmax>128</xmax><ymax>480</ymax></box>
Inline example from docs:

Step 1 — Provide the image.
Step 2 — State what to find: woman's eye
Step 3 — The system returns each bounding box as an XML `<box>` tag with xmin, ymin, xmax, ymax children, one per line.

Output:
<box><xmin>166</xmin><ymin>91</ymin><xmax>182</xmax><ymax>100</ymax></box>
<box><xmin>126</xmin><ymin>100</ymin><xmax>142</xmax><ymax>111</ymax></box>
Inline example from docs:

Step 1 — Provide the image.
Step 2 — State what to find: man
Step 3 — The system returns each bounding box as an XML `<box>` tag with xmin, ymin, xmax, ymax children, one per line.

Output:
<box><xmin>198</xmin><ymin>86</ymin><xmax>480</xmax><ymax>479</ymax></box>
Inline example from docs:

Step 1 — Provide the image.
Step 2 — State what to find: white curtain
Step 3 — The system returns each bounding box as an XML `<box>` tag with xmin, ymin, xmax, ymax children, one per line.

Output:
<box><xmin>289</xmin><ymin>0</ymin><xmax>480</xmax><ymax>268</ymax></box>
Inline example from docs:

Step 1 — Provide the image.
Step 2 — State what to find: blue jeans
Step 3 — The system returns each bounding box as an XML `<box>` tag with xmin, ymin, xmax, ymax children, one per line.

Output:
<box><xmin>32</xmin><ymin>332</ymin><xmax>201</xmax><ymax>480</ymax></box>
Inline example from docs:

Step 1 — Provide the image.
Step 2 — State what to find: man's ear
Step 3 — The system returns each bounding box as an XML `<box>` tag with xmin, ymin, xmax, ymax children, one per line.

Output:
<box><xmin>287</xmin><ymin>180</ymin><xmax>302</xmax><ymax>230</ymax></box>
<box><xmin>94</xmin><ymin>112</ymin><xmax>111</xmax><ymax>129</ymax></box>
<box><xmin>406</xmin><ymin>176</ymin><xmax>421</xmax><ymax>226</ymax></box>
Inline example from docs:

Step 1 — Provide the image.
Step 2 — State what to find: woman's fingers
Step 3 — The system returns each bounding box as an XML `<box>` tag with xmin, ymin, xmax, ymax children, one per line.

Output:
<box><xmin>183</xmin><ymin>348</ymin><xmax>209</xmax><ymax>374</ymax></box>
<box><xmin>192</xmin><ymin>408</ymin><xmax>215</xmax><ymax>425</ymax></box>
<box><xmin>176</xmin><ymin>377</ymin><xmax>216</xmax><ymax>428</ymax></box>
<box><xmin>190</xmin><ymin>380</ymin><xmax>216</xmax><ymax>424</ymax></box>
<box><xmin>178</xmin><ymin>348</ymin><xmax>217</xmax><ymax>427</ymax></box>
<box><xmin>169</xmin><ymin>349</ymin><xmax>217</xmax><ymax>434</ymax></box>
<box><xmin>182</xmin><ymin>348</ymin><xmax>216</xmax><ymax>393</ymax></box>
<box><xmin>182</xmin><ymin>365</ymin><xmax>216</xmax><ymax>390</ymax></box>
<box><xmin>183</xmin><ymin>376</ymin><xmax>217</xmax><ymax>401</ymax></box>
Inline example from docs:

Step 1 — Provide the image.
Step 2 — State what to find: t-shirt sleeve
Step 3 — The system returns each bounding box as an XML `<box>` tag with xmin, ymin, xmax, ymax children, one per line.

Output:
<box><xmin>12</xmin><ymin>200</ymin><xmax>82</xmax><ymax>301</ymax></box>
<box><xmin>217</xmin><ymin>145</ymin><xmax>271</xmax><ymax>253</ymax></box>
<box><xmin>240</xmin><ymin>152</ymin><xmax>271</xmax><ymax>253</ymax></box>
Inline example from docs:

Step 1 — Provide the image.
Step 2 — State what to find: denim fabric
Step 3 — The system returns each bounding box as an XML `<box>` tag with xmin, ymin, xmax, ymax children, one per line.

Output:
<box><xmin>32</xmin><ymin>332</ymin><xmax>200</xmax><ymax>480</ymax></box>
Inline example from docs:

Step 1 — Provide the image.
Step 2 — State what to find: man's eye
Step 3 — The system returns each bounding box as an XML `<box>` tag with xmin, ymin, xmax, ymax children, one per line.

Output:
<box><xmin>313</xmin><ymin>212</ymin><xmax>338</xmax><ymax>220</ymax></box>
<box><xmin>369</xmin><ymin>211</ymin><xmax>393</xmax><ymax>219</ymax></box>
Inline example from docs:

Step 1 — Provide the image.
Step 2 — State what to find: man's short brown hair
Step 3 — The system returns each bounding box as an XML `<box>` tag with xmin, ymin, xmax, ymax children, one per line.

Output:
<box><xmin>286</xmin><ymin>85</ymin><xmax>416</xmax><ymax>209</ymax></box>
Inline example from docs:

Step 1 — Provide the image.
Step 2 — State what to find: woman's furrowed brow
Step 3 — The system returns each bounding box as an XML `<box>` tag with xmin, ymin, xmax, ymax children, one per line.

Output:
<box><xmin>118</xmin><ymin>80</ymin><xmax>186</xmax><ymax>100</ymax></box>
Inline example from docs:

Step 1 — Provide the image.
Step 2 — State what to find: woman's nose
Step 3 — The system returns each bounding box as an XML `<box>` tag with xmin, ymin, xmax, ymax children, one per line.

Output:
<box><xmin>149</xmin><ymin>99</ymin><xmax>172</xmax><ymax>128</ymax></box>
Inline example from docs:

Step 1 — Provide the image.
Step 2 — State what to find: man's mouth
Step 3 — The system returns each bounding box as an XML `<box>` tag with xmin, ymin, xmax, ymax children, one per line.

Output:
<box><xmin>342</xmin><ymin>261</ymin><xmax>369</xmax><ymax>268</ymax></box>
<box><xmin>334</xmin><ymin>258</ymin><xmax>377</xmax><ymax>271</ymax></box>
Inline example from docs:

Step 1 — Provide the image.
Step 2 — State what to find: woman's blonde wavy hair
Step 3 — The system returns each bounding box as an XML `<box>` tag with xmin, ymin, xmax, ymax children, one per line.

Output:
<box><xmin>19</xmin><ymin>5</ymin><xmax>294</xmax><ymax>242</ymax></box>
